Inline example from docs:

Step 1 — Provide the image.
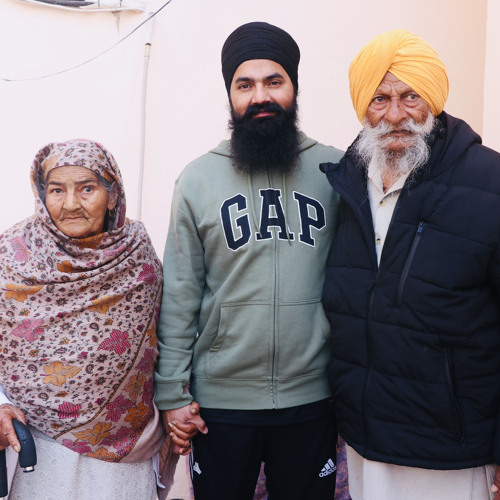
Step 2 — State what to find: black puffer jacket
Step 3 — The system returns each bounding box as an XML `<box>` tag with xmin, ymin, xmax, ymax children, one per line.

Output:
<box><xmin>321</xmin><ymin>112</ymin><xmax>500</xmax><ymax>469</ymax></box>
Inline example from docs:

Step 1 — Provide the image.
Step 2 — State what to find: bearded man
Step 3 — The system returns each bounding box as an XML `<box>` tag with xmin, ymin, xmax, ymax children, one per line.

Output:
<box><xmin>154</xmin><ymin>22</ymin><xmax>343</xmax><ymax>499</ymax></box>
<box><xmin>321</xmin><ymin>29</ymin><xmax>500</xmax><ymax>500</ymax></box>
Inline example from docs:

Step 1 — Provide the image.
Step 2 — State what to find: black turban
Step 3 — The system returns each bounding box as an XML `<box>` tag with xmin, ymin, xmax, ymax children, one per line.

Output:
<box><xmin>221</xmin><ymin>22</ymin><xmax>300</xmax><ymax>94</ymax></box>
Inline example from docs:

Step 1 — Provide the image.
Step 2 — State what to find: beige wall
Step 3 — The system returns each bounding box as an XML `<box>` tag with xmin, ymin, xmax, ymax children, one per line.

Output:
<box><xmin>0</xmin><ymin>0</ymin><xmax>492</xmax><ymax>255</ymax></box>
<box><xmin>484</xmin><ymin>0</ymin><xmax>500</xmax><ymax>151</ymax></box>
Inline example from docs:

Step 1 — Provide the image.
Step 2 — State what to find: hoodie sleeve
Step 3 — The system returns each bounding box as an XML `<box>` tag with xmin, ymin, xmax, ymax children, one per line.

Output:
<box><xmin>154</xmin><ymin>179</ymin><xmax>206</xmax><ymax>410</ymax></box>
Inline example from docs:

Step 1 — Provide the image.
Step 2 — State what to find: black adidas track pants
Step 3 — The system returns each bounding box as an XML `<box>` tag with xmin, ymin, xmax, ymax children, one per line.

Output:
<box><xmin>190</xmin><ymin>414</ymin><xmax>337</xmax><ymax>500</ymax></box>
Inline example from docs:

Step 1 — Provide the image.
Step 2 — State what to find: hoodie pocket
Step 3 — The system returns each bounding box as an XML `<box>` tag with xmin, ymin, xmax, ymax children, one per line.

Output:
<box><xmin>206</xmin><ymin>302</ymin><xmax>272</xmax><ymax>380</ymax></box>
<box><xmin>276</xmin><ymin>299</ymin><xmax>330</xmax><ymax>379</ymax></box>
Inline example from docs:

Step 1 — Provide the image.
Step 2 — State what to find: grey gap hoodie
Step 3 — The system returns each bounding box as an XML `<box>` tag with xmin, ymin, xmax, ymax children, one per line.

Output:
<box><xmin>155</xmin><ymin>132</ymin><xmax>343</xmax><ymax>411</ymax></box>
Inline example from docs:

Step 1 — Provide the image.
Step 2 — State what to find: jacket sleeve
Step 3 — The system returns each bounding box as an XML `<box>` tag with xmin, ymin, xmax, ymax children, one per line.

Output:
<box><xmin>491</xmin><ymin>239</ymin><xmax>500</xmax><ymax>463</ymax></box>
<box><xmin>154</xmin><ymin>179</ymin><xmax>206</xmax><ymax>410</ymax></box>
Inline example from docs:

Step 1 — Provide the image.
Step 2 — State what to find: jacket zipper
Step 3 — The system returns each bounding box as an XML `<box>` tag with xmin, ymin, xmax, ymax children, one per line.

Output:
<box><xmin>444</xmin><ymin>346</ymin><xmax>466</xmax><ymax>445</ymax></box>
<box><xmin>363</xmin><ymin>222</ymin><xmax>424</xmax><ymax>448</ymax></box>
<box><xmin>396</xmin><ymin>221</ymin><xmax>425</xmax><ymax>306</ymax></box>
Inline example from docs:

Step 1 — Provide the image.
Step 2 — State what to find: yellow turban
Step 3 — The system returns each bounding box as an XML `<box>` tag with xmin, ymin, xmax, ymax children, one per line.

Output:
<box><xmin>349</xmin><ymin>29</ymin><xmax>449</xmax><ymax>122</ymax></box>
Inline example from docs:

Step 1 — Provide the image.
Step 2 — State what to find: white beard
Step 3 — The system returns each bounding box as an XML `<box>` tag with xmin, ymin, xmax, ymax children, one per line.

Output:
<box><xmin>355</xmin><ymin>111</ymin><xmax>436</xmax><ymax>183</ymax></box>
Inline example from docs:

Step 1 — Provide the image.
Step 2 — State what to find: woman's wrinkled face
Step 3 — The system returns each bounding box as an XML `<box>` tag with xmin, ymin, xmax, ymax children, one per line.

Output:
<box><xmin>44</xmin><ymin>165</ymin><xmax>115</xmax><ymax>238</ymax></box>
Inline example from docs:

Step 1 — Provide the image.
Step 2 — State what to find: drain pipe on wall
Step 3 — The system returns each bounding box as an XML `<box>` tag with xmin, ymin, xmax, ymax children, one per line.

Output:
<box><xmin>137</xmin><ymin>14</ymin><xmax>155</xmax><ymax>221</ymax></box>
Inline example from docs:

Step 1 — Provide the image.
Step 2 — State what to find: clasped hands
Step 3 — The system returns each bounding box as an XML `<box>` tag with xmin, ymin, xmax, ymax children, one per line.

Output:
<box><xmin>162</xmin><ymin>401</ymin><xmax>208</xmax><ymax>455</ymax></box>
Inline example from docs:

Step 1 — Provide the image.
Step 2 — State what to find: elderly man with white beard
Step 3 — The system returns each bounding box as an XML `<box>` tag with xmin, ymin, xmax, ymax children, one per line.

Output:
<box><xmin>321</xmin><ymin>29</ymin><xmax>500</xmax><ymax>500</ymax></box>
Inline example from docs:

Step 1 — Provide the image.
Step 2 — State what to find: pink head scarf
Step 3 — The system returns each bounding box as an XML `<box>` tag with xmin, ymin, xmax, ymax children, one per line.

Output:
<box><xmin>0</xmin><ymin>139</ymin><xmax>164</xmax><ymax>462</ymax></box>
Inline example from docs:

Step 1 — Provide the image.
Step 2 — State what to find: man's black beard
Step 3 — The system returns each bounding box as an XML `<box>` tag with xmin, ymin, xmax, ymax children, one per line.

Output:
<box><xmin>228</xmin><ymin>98</ymin><xmax>300</xmax><ymax>174</ymax></box>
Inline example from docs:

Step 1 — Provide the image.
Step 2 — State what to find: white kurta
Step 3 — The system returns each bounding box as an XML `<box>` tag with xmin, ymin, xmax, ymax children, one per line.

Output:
<box><xmin>347</xmin><ymin>444</ymin><xmax>495</xmax><ymax>500</ymax></box>
<box><xmin>8</xmin><ymin>428</ymin><xmax>157</xmax><ymax>500</ymax></box>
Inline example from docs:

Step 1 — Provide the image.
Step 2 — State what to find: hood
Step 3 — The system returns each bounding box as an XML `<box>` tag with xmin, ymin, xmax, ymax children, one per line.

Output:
<box><xmin>209</xmin><ymin>131</ymin><xmax>318</xmax><ymax>158</ymax></box>
<box><xmin>425</xmin><ymin>111</ymin><xmax>482</xmax><ymax>179</ymax></box>
<box><xmin>321</xmin><ymin>111</ymin><xmax>482</xmax><ymax>191</ymax></box>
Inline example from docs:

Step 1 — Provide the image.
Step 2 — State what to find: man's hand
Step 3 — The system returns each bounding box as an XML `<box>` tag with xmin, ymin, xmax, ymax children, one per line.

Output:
<box><xmin>162</xmin><ymin>401</ymin><xmax>208</xmax><ymax>455</ymax></box>
<box><xmin>0</xmin><ymin>404</ymin><xmax>26</xmax><ymax>452</ymax></box>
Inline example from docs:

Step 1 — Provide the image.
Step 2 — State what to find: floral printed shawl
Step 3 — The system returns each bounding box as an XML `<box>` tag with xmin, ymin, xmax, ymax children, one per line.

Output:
<box><xmin>0</xmin><ymin>139</ymin><xmax>164</xmax><ymax>463</ymax></box>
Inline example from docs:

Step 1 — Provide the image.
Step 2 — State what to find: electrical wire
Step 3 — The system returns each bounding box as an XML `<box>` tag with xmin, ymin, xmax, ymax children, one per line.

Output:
<box><xmin>0</xmin><ymin>0</ymin><xmax>173</xmax><ymax>82</ymax></box>
<box><xmin>136</xmin><ymin>14</ymin><xmax>154</xmax><ymax>221</ymax></box>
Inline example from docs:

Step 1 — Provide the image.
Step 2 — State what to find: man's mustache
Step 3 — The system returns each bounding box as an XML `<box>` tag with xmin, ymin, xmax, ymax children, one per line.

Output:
<box><xmin>374</xmin><ymin>118</ymin><xmax>430</xmax><ymax>138</ymax></box>
<box><xmin>243</xmin><ymin>102</ymin><xmax>286</xmax><ymax>119</ymax></box>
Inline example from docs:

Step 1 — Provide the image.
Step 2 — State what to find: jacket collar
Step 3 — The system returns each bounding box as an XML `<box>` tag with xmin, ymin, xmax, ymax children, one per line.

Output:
<box><xmin>321</xmin><ymin>111</ymin><xmax>481</xmax><ymax>200</ymax></box>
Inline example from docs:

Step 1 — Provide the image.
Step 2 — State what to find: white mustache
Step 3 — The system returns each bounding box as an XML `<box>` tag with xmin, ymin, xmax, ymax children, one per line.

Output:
<box><xmin>354</xmin><ymin>111</ymin><xmax>436</xmax><ymax>180</ymax></box>
<box><xmin>371</xmin><ymin>115</ymin><xmax>434</xmax><ymax>139</ymax></box>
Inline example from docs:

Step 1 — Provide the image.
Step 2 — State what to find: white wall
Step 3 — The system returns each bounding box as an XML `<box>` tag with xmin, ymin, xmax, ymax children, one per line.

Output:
<box><xmin>0</xmin><ymin>0</ymin><xmax>491</xmax><ymax>256</ymax></box>
<box><xmin>484</xmin><ymin>0</ymin><xmax>500</xmax><ymax>151</ymax></box>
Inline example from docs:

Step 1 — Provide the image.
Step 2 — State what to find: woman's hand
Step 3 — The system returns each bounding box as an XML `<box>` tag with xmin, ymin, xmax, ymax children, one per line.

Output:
<box><xmin>0</xmin><ymin>404</ymin><xmax>26</xmax><ymax>452</ymax></box>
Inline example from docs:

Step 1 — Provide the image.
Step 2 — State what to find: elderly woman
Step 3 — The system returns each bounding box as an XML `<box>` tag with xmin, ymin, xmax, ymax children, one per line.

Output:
<box><xmin>0</xmin><ymin>139</ymin><xmax>166</xmax><ymax>499</ymax></box>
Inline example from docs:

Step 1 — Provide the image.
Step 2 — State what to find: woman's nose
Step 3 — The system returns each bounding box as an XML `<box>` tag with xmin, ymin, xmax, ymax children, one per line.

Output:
<box><xmin>63</xmin><ymin>191</ymin><xmax>81</xmax><ymax>211</ymax></box>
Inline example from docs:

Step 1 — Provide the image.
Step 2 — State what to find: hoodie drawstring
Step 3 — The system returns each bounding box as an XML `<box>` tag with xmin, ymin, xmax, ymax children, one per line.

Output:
<box><xmin>248</xmin><ymin>173</ymin><xmax>262</xmax><ymax>238</ymax></box>
<box><xmin>282</xmin><ymin>172</ymin><xmax>292</xmax><ymax>245</ymax></box>
<box><xmin>247</xmin><ymin>171</ymin><xmax>292</xmax><ymax>245</ymax></box>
